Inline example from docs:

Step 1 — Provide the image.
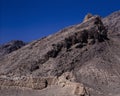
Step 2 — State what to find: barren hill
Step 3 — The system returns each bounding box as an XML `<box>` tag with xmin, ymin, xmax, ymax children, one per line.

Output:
<box><xmin>0</xmin><ymin>40</ymin><xmax>26</xmax><ymax>57</ymax></box>
<box><xmin>0</xmin><ymin>10</ymin><xmax>120</xmax><ymax>96</ymax></box>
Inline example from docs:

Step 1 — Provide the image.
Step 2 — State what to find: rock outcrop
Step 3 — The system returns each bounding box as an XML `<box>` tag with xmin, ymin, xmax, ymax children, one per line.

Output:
<box><xmin>83</xmin><ymin>13</ymin><xmax>93</xmax><ymax>22</ymax></box>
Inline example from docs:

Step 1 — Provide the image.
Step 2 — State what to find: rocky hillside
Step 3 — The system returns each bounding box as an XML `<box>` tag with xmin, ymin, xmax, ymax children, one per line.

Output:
<box><xmin>0</xmin><ymin>10</ymin><xmax>120</xmax><ymax>96</ymax></box>
<box><xmin>0</xmin><ymin>40</ymin><xmax>26</xmax><ymax>57</ymax></box>
<box><xmin>103</xmin><ymin>10</ymin><xmax>120</xmax><ymax>35</ymax></box>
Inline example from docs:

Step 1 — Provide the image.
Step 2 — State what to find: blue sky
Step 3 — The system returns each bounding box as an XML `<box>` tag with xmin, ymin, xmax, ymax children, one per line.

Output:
<box><xmin>0</xmin><ymin>0</ymin><xmax>120</xmax><ymax>44</ymax></box>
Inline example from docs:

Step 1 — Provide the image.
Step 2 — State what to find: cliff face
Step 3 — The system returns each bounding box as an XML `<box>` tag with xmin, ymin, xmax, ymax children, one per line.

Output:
<box><xmin>0</xmin><ymin>10</ymin><xmax>120</xmax><ymax>96</ymax></box>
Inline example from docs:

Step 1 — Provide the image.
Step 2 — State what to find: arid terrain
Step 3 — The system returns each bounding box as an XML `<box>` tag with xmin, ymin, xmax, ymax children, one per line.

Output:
<box><xmin>0</xmin><ymin>10</ymin><xmax>120</xmax><ymax>96</ymax></box>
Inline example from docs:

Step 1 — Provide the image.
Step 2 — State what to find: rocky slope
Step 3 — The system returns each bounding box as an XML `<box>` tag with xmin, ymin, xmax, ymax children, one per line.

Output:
<box><xmin>0</xmin><ymin>40</ymin><xmax>26</xmax><ymax>57</ymax></box>
<box><xmin>0</xmin><ymin>10</ymin><xmax>120</xmax><ymax>96</ymax></box>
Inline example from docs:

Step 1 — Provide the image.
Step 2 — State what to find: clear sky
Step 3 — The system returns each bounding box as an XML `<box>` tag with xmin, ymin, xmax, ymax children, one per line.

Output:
<box><xmin>0</xmin><ymin>0</ymin><xmax>120</xmax><ymax>44</ymax></box>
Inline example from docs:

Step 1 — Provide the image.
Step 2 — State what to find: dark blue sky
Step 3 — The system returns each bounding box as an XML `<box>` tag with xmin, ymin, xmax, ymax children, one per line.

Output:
<box><xmin>0</xmin><ymin>0</ymin><xmax>120</xmax><ymax>44</ymax></box>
